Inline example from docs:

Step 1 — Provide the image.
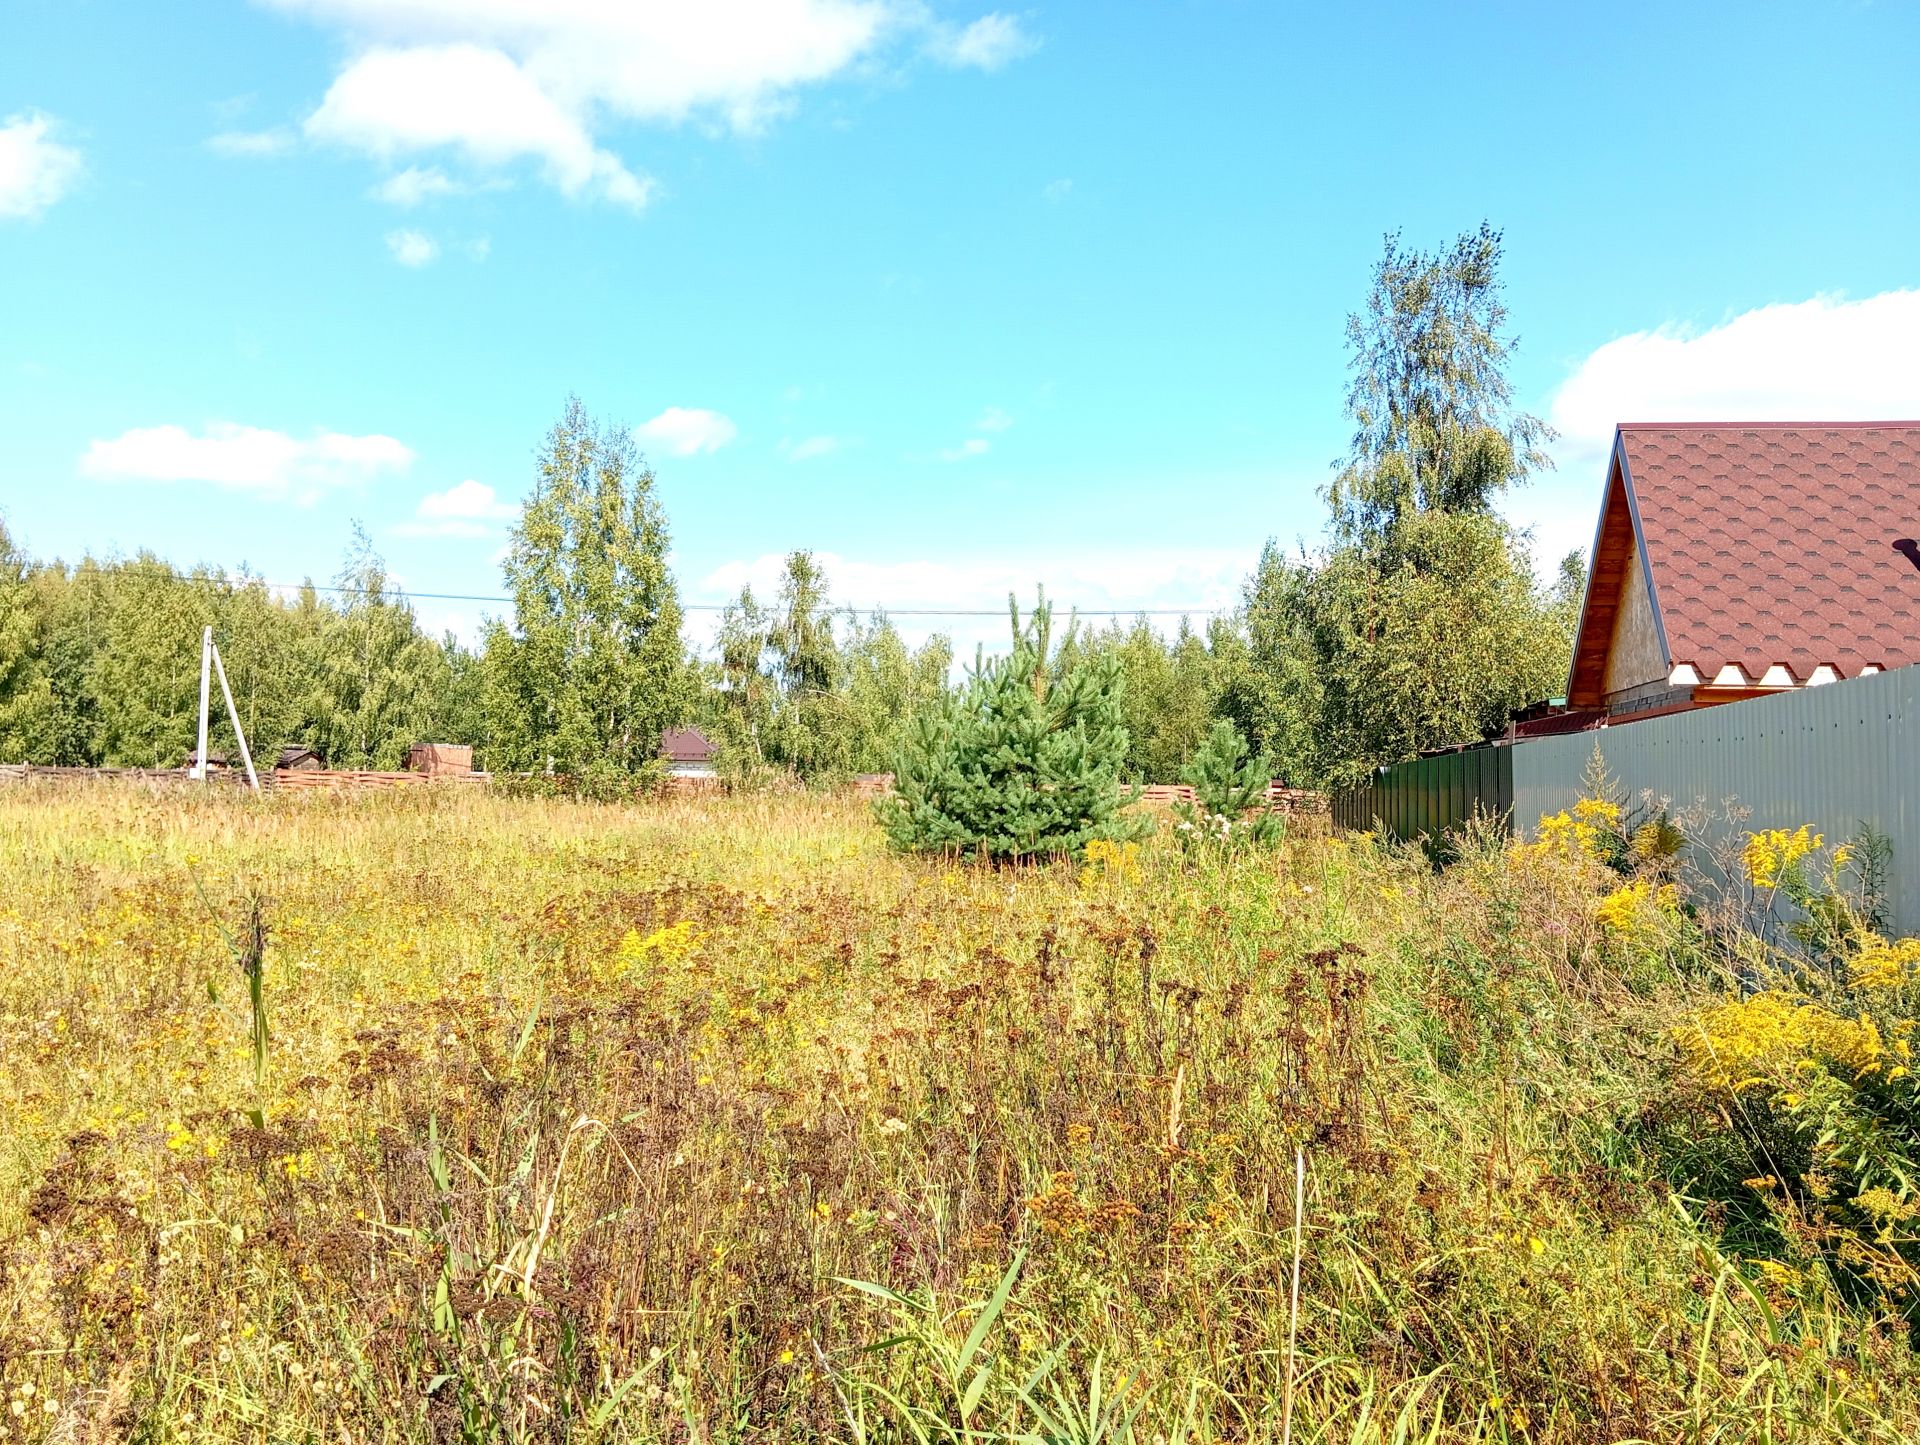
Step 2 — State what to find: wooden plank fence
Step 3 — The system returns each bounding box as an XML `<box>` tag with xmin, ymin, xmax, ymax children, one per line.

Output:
<box><xmin>2</xmin><ymin>762</ymin><xmax>1325</xmax><ymax>813</ymax></box>
<box><xmin>850</xmin><ymin>773</ymin><xmax>1325</xmax><ymax>814</ymax></box>
<box><xmin>0</xmin><ymin>763</ymin><xmax>485</xmax><ymax>793</ymax></box>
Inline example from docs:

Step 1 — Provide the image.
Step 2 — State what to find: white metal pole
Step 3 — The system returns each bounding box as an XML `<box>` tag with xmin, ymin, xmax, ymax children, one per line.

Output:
<box><xmin>210</xmin><ymin>642</ymin><xmax>261</xmax><ymax>794</ymax></box>
<box><xmin>192</xmin><ymin>625</ymin><xmax>213</xmax><ymax>781</ymax></box>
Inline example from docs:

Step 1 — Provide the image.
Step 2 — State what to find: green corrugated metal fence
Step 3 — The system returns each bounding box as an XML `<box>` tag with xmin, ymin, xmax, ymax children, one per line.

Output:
<box><xmin>1331</xmin><ymin>743</ymin><xmax>1513</xmax><ymax>842</ymax></box>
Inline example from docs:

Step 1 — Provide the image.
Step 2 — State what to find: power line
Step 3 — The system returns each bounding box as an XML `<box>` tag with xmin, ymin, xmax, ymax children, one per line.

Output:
<box><xmin>125</xmin><ymin>574</ymin><xmax>1237</xmax><ymax>618</ymax></box>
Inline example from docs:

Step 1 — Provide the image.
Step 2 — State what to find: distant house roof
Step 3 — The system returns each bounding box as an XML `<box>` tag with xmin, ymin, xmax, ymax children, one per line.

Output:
<box><xmin>1569</xmin><ymin>421</ymin><xmax>1920</xmax><ymax>703</ymax></box>
<box><xmin>661</xmin><ymin>727</ymin><xmax>716</xmax><ymax>764</ymax></box>
<box><xmin>275</xmin><ymin>745</ymin><xmax>321</xmax><ymax>770</ymax></box>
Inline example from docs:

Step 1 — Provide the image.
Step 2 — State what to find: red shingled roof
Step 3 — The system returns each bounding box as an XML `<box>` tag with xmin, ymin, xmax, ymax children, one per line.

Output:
<box><xmin>660</xmin><ymin>726</ymin><xmax>716</xmax><ymax>764</ymax></box>
<box><xmin>1616</xmin><ymin>422</ymin><xmax>1920</xmax><ymax>683</ymax></box>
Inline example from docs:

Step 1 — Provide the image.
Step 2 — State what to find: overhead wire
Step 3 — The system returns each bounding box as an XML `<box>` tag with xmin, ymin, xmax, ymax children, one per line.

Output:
<box><xmin>125</xmin><ymin>572</ymin><xmax>1238</xmax><ymax>617</ymax></box>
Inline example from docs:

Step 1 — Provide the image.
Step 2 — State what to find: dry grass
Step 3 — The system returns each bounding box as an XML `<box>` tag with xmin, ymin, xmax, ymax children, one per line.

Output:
<box><xmin>2</xmin><ymin>784</ymin><xmax>1918</xmax><ymax>1443</ymax></box>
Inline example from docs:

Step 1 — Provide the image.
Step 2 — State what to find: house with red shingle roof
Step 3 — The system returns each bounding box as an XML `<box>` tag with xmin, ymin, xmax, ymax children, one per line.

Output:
<box><xmin>660</xmin><ymin>726</ymin><xmax>717</xmax><ymax>777</ymax></box>
<box><xmin>1563</xmin><ymin>421</ymin><xmax>1920</xmax><ymax>722</ymax></box>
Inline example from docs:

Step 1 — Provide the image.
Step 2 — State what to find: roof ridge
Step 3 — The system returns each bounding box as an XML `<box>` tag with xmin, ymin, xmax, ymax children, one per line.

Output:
<box><xmin>1617</xmin><ymin>419</ymin><xmax>1920</xmax><ymax>431</ymax></box>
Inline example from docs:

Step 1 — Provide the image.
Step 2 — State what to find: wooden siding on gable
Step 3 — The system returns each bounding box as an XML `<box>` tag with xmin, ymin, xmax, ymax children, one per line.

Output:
<box><xmin>1601</xmin><ymin>540</ymin><xmax>1667</xmax><ymax>700</ymax></box>
<box><xmin>1568</xmin><ymin>458</ymin><xmax>1640</xmax><ymax>707</ymax></box>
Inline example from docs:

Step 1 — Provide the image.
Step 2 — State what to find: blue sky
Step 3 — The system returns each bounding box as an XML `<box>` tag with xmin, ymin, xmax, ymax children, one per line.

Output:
<box><xmin>3</xmin><ymin>0</ymin><xmax>1918</xmax><ymax>654</ymax></box>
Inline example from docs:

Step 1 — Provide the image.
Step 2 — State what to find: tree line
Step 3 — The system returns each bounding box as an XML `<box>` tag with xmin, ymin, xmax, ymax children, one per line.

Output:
<box><xmin>0</xmin><ymin>224</ymin><xmax>1580</xmax><ymax>792</ymax></box>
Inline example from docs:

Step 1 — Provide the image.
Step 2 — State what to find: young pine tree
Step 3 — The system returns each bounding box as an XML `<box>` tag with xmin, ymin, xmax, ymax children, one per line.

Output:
<box><xmin>876</xmin><ymin>594</ymin><xmax>1146</xmax><ymax>861</ymax></box>
<box><xmin>1172</xmin><ymin>719</ymin><xmax>1282</xmax><ymax>853</ymax></box>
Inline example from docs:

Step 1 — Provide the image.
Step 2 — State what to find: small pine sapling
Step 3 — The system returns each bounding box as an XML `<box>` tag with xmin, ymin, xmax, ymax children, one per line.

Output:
<box><xmin>1172</xmin><ymin>720</ymin><xmax>1282</xmax><ymax>853</ymax></box>
<box><xmin>876</xmin><ymin>593</ymin><xmax>1146</xmax><ymax>861</ymax></box>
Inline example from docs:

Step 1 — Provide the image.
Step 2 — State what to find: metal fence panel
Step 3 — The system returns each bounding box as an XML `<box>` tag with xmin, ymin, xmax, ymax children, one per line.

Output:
<box><xmin>1332</xmin><ymin>744</ymin><xmax>1514</xmax><ymax>847</ymax></box>
<box><xmin>1331</xmin><ymin>669</ymin><xmax>1918</xmax><ymax>929</ymax></box>
<box><xmin>1511</xmin><ymin>667</ymin><xmax>1920</xmax><ymax>932</ymax></box>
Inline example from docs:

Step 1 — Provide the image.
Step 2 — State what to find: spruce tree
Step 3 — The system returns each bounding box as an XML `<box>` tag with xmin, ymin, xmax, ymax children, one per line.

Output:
<box><xmin>876</xmin><ymin>594</ymin><xmax>1145</xmax><ymax>861</ymax></box>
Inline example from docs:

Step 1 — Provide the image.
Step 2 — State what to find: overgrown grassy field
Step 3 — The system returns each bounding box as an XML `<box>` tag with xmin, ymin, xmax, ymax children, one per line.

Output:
<box><xmin>5</xmin><ymin>785</ymin><xmax>1920</xmax><ymax>1442</ymax></box>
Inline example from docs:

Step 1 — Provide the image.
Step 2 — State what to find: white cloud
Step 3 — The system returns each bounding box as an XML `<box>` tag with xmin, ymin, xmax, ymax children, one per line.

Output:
<box><xmin>208</xmin><ymin>128</ymin><xmax>297</xmax><ymax>157</ymax></box>
<box><xmin>786</xmin><ymin>434</ymin><xmax>840</xmax><ymax>461</ymax></box>
<box><xmin>1042</xmin><ymin>177</ymin><xmax>1072</xmax><ymax>203</ymax></box>
<box><xmin>422</xmin><ymin>477</ymin><xmax>516</xmax><ymax>518</ymax></box>
<box><xmin>637</xmin><ymin>406</ymin><xmax>737</xmax><ymax>456</ymax></box>
<box><xmin>466</xmin><ymin>236</ymin><xmax>491</xmax><ymax>261</ymax></box>
<box><xmin>262</xmin><ymin>2</ymin><xmax>1033</xmax><ymax>205</ymax></box>
<box><xmin>79</xmin><ymin>422</ymin><xmax>413</xmax><ymax>503</ymax></box>
<box><xmin>0</xmin><ymin>111</ymin><xmax>83</xmax><ymax>220</ymax></box>
<box><xmin>307</xmin><ymin>44</ymin><xmax>652</xmax><ymax>210</ymax></box>
<box><xmin>974</xmin><ymin>405</ymin><xmax>1013</xmax><ymax>433</ymax></box>
<box><xmin>928</xmin><ymin>12</ymin><xmax>1038</xmax><ymax>70</ymax></box>
<box><xmin>1548</xmin><ymin>289</ymin><xmax>1920</xmax><ymax>472</ymax></box>
<box><xmin>385</xmin><ymin>227</ymin><xmax>439</xmax><ymax>265</ymax></box>
<box><xmin>939</xmin><ymin>437</ymin><xmax>990</xmax><ymax>462</ymax></box>
<box><xmin>371</xmin><ymin>163</ymin><xmax>468</xmax><ymax>205</ymax></box>
<box><xmin>393</xmin><ymin>478</ymin><xmax>518</xmax><ymax>537</ymax></box>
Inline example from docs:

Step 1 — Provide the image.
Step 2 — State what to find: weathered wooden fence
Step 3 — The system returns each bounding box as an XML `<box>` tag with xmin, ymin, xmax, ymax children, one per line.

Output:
<box><xmin>0</xmin><ymin>763</ymin><xmax>484</xmax><ymax>793</ymax></box>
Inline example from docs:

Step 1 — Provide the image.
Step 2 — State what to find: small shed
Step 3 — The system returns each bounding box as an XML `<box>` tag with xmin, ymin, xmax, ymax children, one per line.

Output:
<box><xmin>406</xmin><ymin>742</ymin><xmax>474</xmax><ymax>777</ymax></box>
<box><xmin>275</xmin><ymin>745</ymin><xmax>323</xmax><ymax>772</ymax></box>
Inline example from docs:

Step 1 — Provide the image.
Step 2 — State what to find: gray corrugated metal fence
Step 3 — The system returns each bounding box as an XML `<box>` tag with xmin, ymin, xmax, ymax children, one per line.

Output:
<box><xmin>1334</xmin><ymin>668</ymin><xmax>1919</xmax><ymax>932</ymax></box>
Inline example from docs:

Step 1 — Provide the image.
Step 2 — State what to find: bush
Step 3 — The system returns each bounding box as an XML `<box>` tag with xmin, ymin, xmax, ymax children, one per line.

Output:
<box><xmin>875</xmin><ymin>596</ymin><xmax>1146</xmax><ymax>860</ymax></box>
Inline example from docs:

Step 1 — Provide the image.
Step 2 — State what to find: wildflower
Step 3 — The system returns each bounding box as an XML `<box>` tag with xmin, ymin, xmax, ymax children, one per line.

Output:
<box><xmin>878</xmin><ymin>1116</ymin><xmax>908</xmax><ymax>1136</ymax></box>
<box><xmin>1676</xmin><ymin>992</ymin><xmax>1884</xmax><ymax>1095</ymax></box>
<box><xmin>1741</xmin><ymin>825</ymin><xmax>1823</xmax><ymax>890</ymax></box>
<box><xmin>1849</xmin><ymin>936</ymin><xmax>1920</xmax><ymax>991</ymax></box>
<box><xmin>1080</xmin><ymin>839</ymin><xmax>1143</xmax><ymax>888</ymax></box>
<box><xmin>778</xmin><ymin>1348</ymin><xmax>795</xmax><ymax>1365</ymax></box>
<box><xmin>1572</xmin><ymin>797</ymin><xmax>1620</xmax><ymax>826</ymax></box>
<box><xmin>1512</xmin><ymin>799</ymin><xmax>1616</xmax><ymax>863</ymax></box>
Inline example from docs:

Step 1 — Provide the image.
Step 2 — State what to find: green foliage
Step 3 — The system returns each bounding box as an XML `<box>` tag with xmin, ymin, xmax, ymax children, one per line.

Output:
<box><xmin>1329</xmin><ymin>222</ymin><xmax>1552</xmax><ymax>545</ymax></box>
<box><xmin>0</xmin><ymin>518</ymin><xmax>459</xmax><ymax>770</ymax></box>
<box><xmin>1245</xmin><ymin>512</ymin><xmax>1577</xmax><ymax>788</ymax></box>
<box><xmin>841</xmin><ymin>610</ymin><xmax>953</xmax><ymax>774</ymax></box>
<box><xmin>479</xmin><ymin>397</ymin><xmax>693</xmax><ymax>790</ymax></box>
<box><xmin>0</xmin><ymin>520</ymin><xmax>59</xmax><ymax>762</ymax></box>
<box><xmin>1171</xmin><ymin>719</ymin><xmax>1281</xmax><ymax>853</ymax></box>
<box><xmin>1061</xmin><ymin>616</ymin><xmax>1226</xmax><ymax>781</ymax></box>
<box><xmin>1233</xmin><ymin>225</ymin><xmax>1580</xmax><ymax>787</ymax></box>
<box><xmin>877</xmin><ymin>595</ymin><xmax>1147</xmax><ymax>860</ymax></box>
<box><xmin>303</xmin><ymin>527</ymin><xmax>450</xmax><ymax>770</ymax></box>
<box><xmin>706</xmin><ymin>551</ymin><xmax>951</xmax><ymax>784</ymax></box>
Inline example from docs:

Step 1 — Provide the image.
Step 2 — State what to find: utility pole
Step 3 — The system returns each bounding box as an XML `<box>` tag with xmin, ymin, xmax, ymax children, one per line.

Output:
<box><xmin>212</xmin><ymin>642</ymin><xmax>261</xmax><ymax>792</ymax></box>
<box><xmin>189</xmin><ymin>624</ymin><xmax>262</xmax><ymax>794</ymax></box>
<box><xmin>191</xmin><ymin>625</ymin><xmax>213</xmax><ymax>781</ymax></box>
